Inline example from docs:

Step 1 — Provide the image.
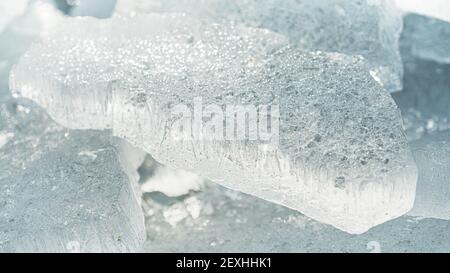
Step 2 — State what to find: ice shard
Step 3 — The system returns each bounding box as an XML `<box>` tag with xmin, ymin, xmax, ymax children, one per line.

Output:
<box><xmin>408</xmin><ymin>130</ymin><xmax>450</xmax><ymax>220</ymax></box>
<box><xmin>10</xmin><ymin>14</ymin><xmax>417</xmax><ymax>234</ymax></box>
<box><xmin>0</xmin><ymin>3</ymin><xmax>145</xmax><ymax>252</ymax></box>
<box><xmin>115</xmin><ymin>0</ymin><xmax>404</xmax><ymax>92</ymax></box>
<box><xmin>400</xmin><ymin>14</ymin><xmax>450</xmax><ymax>64</ymax></box>
<box><xmin>392</xmin><ymin>18</ymin><xmax>450</xmax><ymax>141</ymax></box>
<box><xmin>0</xmin><ymin>103</ymin><xmax>146</xmax><ymax>252</ymax></box>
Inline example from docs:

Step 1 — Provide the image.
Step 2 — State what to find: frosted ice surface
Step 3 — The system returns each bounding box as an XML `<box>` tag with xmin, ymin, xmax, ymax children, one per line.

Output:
<box><xmin>115</xmin><ymin>0</ymin><xmax>404</xmax><ymax>92</ymax></box>
<box><xmin>0</xmin><ymin>100</ymin><xmax>146</xmax><ymax>252</ymax></box>
<box><xmin>0</xmin><ymin>0</ymin><xmax>28</xmax><ymax>33</ymax></box>
<box><xmin>395</xmin><ymin>0</ymin><xmax>450</xmax><ymax>22</ymax></box>
<box><xmin>408</xmin><ymin>130</ymin><xmax>450</xmax><ymax>220</ymax></box>
<box><xmin>401</xmin><ymin>14</ymin><xmax>450</xmax><ymax>64</ymax></box>
<box><xmin>10</xmin><ymin>14</ymin><xmax>417</xmax><ymax>234</ymax></box>
<box><xmin>392</xmin><ymin>17</ymin><xmax>450</xmax><ymax>141</ymax></box>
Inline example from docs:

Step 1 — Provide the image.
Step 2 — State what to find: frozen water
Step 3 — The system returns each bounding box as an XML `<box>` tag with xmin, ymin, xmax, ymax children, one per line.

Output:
<box><xmin>408</xmin><ymin>130</ymin><xmax>450</xmax><ymax>220</ymax></box>
<box><xmin>400</xmin><ymin>14</ymin><xmax>450</xmax><ymax>64</ymax></box>
<box><xmin>0</xmin><ymin>103</ymin><xmax>146</xmax><ymax>252</ymax></box>
<box><xmin>115</xmin><ymin>0</ymin><xmax>404</xmax><ymax>92</ymax></box>
<box><xmin>392</xmin><ymin>17</ymin><xmax>450</xmax><ymax>141</ymax></box>
<box><xmin>395</xmin><ymin>0</ymin><xmax>450</xmax><ymax>22</ymax></box>
<box><xmin>10</xmin><ymin>14</ymin><xmax>417</xmax><ymax>234</ymax></box>
<box><xmin>0</xmin><ymin>0</ymin><xmax>28</xmax><ymax>33</ymax></box>
<box><xmin>392</xmin><ymin>25</ymin><xmax>450</xmax><ymax>220</ymax></box>
<box><xmin>142</xmin><ymin>181</ymin><xmax>450</xmax><ymax>253</ymax></box>
<box><xmin>0</xmin><ymin>3</ymin><xmax>145</xmax><ymax>252</ymax></box>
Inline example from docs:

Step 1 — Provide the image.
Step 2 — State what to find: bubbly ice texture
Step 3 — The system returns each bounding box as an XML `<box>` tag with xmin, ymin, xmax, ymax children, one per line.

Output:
<box><xmin>10</xmin><ymin>14</ymin><xmax>417</xmax><ymax>234</ymax></box>
<box><xmin>400</xmin><ymin>14</ymin><xmax>450</xmax><ymax>64</ymax></box>
<box><xmin>0</xmin><ymin>3</ymin><xmax>145</xmax><ymax>252</ymax></box>
<box><xmin>395</xmin><ymin>0</ymin><xmax>450</xmax><ymax>23</ymax></box>
<box><xmin>408</xmin><ymin>130</ymin><xmax>450</xmax><ymax>220</ymax></box>
<box><xmin>115</xmin><ymin>0</ymin><xmax>404</xmax><ymax>92</ymax></box>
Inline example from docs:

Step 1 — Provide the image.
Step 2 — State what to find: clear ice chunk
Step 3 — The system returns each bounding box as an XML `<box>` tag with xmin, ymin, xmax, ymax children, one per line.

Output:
<box><xmin>115</xmin><ymin>0</ymin><xmax>404</xmax><ymax>92</ymax></box>
<box><xmin>0</xmin><ymin>3</ymin><xmax>145</xmax><ymax>252</ymax></box>
<box><xmin>0</xmin><ymin>100</ymin><xmax>146</xmax><ymax>252</ymax></box>
<box><xmin>401</xmin><ymin>14</ymin><xmax>450</xmax><ymax>64</ymax></box>
<box><xmin>10</xmin><ymin>14</ymin><xmax>417</xmax><ymax>234</ymax></box>
<box><xmin>392</xmin><ymin>19</ymin><xmax>450</xmax><ymax>141</ymax></box>
<box><xmin>408</xmin><ymin>130</ymin><xmax>450</xmax><ymax>220</ymax></box>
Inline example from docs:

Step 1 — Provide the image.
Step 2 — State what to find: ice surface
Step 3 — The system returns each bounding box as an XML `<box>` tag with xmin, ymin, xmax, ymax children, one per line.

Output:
<box><xmin>0</xmin><ymin>0</ymin><xmax>28</xmax><ymax>33</ymax></box>
<box><xmin>395</xmin><ymin>0</ymin><xmax>450</xmax><ymax>23</ymax></box>
<box><xmin>408</xmin><ymin>130</ymin><xmax>450</xmax><ymax>220</ymax></box>
<box><xmin>115</xmin><ymin>0</ymin><xmax>404</xmax><ymax>92</ymax></box>
<box><xmin>10</xmin><ymin>14</ymin><xmax>417</xmax><ymax>234</ymax></box>
<box><xmin>0</xmin><ymin>3</ymin><xmax>145</xmax><ymax>252</ymax></box>
<box><xmin>142</xmin><ymin>181</ymin><xmax>450</xmax><ymax>253</ymax></box>
<box><xmin>0</xmin><ymin>103</ymin><xmax>146</xmax><ymax>252</ymax></box>
<box><xmin>392</xmin><ymin>17</ymin><xmax>450</xmax><ymax>141</ymax></box>
<box><xmin>400</xmin><ymin>14</ymin><xmax>450</xmax><ymax>64</ymax></box>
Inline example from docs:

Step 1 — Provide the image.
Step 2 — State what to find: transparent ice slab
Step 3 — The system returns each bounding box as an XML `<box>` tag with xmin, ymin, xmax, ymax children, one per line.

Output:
<box><xmin>115</xmin><ymin>0</ymin><xmax>404</xmax><ymax>92</ymax></box>
<box><xmin>10</xmin><ymin>14</ymin><xmax>417</xmax><ymax>234</ymax></box>
<box><xmin>392</xmin><ymin>17</ymin><xmax>450</xmax><ymax>141</ymax></box>
<box><xmin>0</xmin><ymin>3</ymin><xmax>145</xmax><ymax>252</ymax></box>
<box><xmin>0</xmin><ymin>100</ymin><xmax>146</xmax><ymax>252</ymax></box>
<box><xmin>408</xmin><ymin>130</ymin><xmax>450</xmax><ymax>220</ymax></box>
<box><xmin>400</xmin><ymin>14</ymin><xmax>450</xmax><ymax>64</ymax></box>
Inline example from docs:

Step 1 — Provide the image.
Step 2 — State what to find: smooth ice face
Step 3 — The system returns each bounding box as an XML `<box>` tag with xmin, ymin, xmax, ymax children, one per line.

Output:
<box><xmin>10</xmin><ymin>14</ymin><xmax>417</xmax><ymax>234</ymax></box>
<box><xmin>392</xmin><ymin>18</ymin><xmax>450</xmax><ymax>141</ymax></box>
<box><xmin>408</xmin><ymin>130</ymin><xmax>450</xmax><ymax>220</ymax></box>
<box><xmin>0</xmin><ymin>0</ymin><xmax>28</xmax><ymax>32</ymax></box>
<box><xmin>401</xmin><ymin>14</ymin><xmax>450</xmax><ymax>64</ymax></box>
<box><xmin>0</xmin><ymin>100</ymin><xmax>146</xmax><ymax>252</ymax></box>
<box><xmin>115</xmin><ymin>0</ymin><xmax>404</xmax><ymax>92</ymax></box>
<box><xmin>395</xmin><ymin>0</ymin><xmax>450</xmax><ymax>22</ymax></box>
